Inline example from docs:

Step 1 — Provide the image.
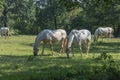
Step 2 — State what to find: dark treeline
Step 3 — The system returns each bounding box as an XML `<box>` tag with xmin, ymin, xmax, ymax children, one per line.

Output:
<box><xmin>0</xmin><ymin>0</ymin><xmax>120</xmax><ymax>36</ymax></box>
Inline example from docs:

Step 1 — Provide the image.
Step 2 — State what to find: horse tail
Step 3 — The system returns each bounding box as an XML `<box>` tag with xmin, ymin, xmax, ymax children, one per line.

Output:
<box><xmin>112</xmin><ymin>28</ymin><xmax>114</xmax><ymax>34</ymax></box>
<box><xmin>110</xmin><ymin>28</ymin><xmax>114</xmax><ymax>38</ymax></box>
<box><xmin>64</xmin><ymin>37</ymin><xmax>67</xmax><ymax>47</ymax></box>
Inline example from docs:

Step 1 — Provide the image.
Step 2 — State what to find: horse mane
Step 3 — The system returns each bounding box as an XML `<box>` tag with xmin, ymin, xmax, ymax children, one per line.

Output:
<box><xmin>67</xmin><ymin>30</ymin><xmax>75</xmax><ymax>48</ymax></box>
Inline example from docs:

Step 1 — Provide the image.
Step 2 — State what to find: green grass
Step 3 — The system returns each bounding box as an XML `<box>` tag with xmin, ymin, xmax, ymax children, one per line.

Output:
<box><xmin>0</xmin><ymin>35</ymin><xmax>120</xmax><ymax>80</ymax></box>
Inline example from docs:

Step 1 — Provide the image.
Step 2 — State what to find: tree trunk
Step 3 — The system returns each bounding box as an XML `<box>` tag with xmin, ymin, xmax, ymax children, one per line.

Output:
<box><xmin>2</xmin><ymin>4</ymin><xmax>8</xmax><ymax>27</ymax></box>
<box><xmin>53</xmin><ymin>12</ymin><xmax>57</xmax><ymax>29</ymax></box>
<box><xmin>52</xmin><ymin>0</ymin><xmax>57</xmax><ymax>29</ymax></box>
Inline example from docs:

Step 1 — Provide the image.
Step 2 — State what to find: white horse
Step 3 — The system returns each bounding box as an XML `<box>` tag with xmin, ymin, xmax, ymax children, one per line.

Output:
<box><xmin>94</xmin><ymin>27</ymin><xmax>114</xmax><ymax>42</ymax></box>
<box><xmin>33</xmin><ymin>29</ymin><xmax>67</xmax><ymax>56</ymax></box>
<box><xmin>66</xmin><ymin>29</ymin><xmax>91</xmax><ymax>58</ymax></box>
<box><xmin>0</xmin><ymin>27</ymin><xmax>10</xmax><ymax>38</ymax></box>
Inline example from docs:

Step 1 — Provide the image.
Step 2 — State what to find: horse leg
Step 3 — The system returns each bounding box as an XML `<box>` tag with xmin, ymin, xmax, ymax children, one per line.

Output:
<box><xmin>79</xmin><ymin>42</ymin><xmax>82</xmax><ymax>57</ymax></box>
<box><xmin>1</xmin><ymin>33</ymin><xmax>3</xmax><ymax>37</ymax></box>
<box><xmin>96</xmin><ymin>35</ymin><xmax>99</xmax><ymax>42</ymax></box>
<box><xmin>49</xmin><ymin>40</ymin><xmax>54</xmax><ymax>56</ymax></box>
<box><xmin>41</xmin><ymin>42</ymin><xmax>45</xmax><ymax>56</ymax></box>
<box><xmin>63</xmin><ymin>38</ymin><xmax>67</xmax><ymax>53</ymax></box>
<box><xmin>86</xmin><ymin>40</ymin><xmax>90</xmax><ymax>56</ymax></box>
<box><xmin>99</xmin><ymin>34</ymin><xmax>103</xmax><ymax>41</ymax></box>
<box><xmin>60</xmin><ymin>38</ymin><xmax>67</xmax><ymax>54</ymax></box>
<box><xmin>109</xmin><ymin>33</ymin><xmax>112</xmax><ymax>39</ymax></box>
<box><xmin>7</xmin><ymin>31</ymin><xmax>9</xmax><ymax>38</ymax></box>
<box><xmin>60</xmin><ymin>39</ymin><xmax>64</xmax><ymax>54</ymax></box>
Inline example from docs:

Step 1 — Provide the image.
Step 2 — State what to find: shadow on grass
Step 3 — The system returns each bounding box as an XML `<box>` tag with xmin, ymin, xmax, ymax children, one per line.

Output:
<box><xmin>90</xmin><ymin>41</ymin><xmax>120</xmax><ymax>54</ymax></box>
<box><xmin>0</xmin><ymin>54</ymin><xmax>92</xmax><ymax>80</ymax></box>
<box><xmin>0</xmin><ymin>53</ymin><xmax>120</xmax><ymax>80</ymax></box>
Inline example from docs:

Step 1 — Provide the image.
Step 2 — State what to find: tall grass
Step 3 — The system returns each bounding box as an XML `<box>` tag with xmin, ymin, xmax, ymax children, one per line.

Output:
<box><xmin>0</xmin><ymin>35</ymin><xmax>120</xmax><ymax>80</ymax></box>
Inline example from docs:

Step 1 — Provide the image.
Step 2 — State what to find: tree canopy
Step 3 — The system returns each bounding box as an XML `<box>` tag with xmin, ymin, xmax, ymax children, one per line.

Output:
<box><xmin>0</xmin><ymin>0</ymin><xmax>120</xmax><ymax>36</ymax></box>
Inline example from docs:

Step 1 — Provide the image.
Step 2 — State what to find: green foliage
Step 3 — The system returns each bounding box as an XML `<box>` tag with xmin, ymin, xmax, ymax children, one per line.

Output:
<box><xmin>0</xmin><ymin>0</ymin><xmax>35</xmax><ymax>34</ymax></box>
<box><xmin>34</xmin><ymin>0</ymin><xmax>70</xmax><ymax>33</ymax></box>
<box><xmin>95</xmin><ymin>52</ymin><xmax>113</xmax><ymax>60</ymax></box>
<box><xmin>59</xmin><ymin>0</ymin><xmax>120</xmax><ymax>35</ymax></box>
<box><xmin>0</xmin><ymin>0</ymin><xmax>120</xmax><ymax>35</ymax></box>
<box><xmin>10</xmin><ymin>0</ymin><xmax>35</xmax><ymax>34</ymax></box>
<box><xmin>92</xmin><ymin>52</ymin><xmax>120</xmax><ymax>80</ymax></box>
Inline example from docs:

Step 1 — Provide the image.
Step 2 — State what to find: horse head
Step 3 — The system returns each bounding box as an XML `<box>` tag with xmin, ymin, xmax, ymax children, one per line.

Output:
<box><xmin>33</xmin><ymin>46</ymin><xmax>39</xmax><ymax>56</ymax></box>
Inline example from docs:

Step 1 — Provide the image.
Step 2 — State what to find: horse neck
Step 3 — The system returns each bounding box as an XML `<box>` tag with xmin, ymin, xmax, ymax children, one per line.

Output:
<box><xmin>34</xmin><ymin>35</ymin><xmax>41</xmax><ymax>50</ymax></box>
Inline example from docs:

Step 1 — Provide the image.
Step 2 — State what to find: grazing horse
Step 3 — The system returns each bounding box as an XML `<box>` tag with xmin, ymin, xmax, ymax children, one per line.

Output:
<box><xmin>33</xmin><ymin>29</ymin><xmax>67</xmax><ymax>56</ymax></box>
<box><xmin>66</xmin><ymin>29</ymin><xmax>91</xmax><ymax>58</ymax></box>
<box><xmin>94</xmin><ymin>27</ymin><xmax>114</xmax><ymax>42</ymax></box>
<box><xmin>0</xmin><ymin>27</ymin><xmax>10</xmax><ymax>38</ymax></box>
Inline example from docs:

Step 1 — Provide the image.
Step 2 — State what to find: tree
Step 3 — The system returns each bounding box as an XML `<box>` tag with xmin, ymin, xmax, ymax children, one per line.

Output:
<box><xmin>1</xmin><ymin>0</ymin><xmax>13</xmax><ymax>27</ymax></box>
<box><xmin>0</xmin><ymin>0</ymin><xmax>36</xmax><ymax>34</ymax></box>
<box><xmin>34</xmin><ymin>0</ymin><xmax>69</xmax><ymax>32</ymax></box>
<box><xmin>59</xmin><ymin>0</ymin><xmax>120</xmax><ymax>36</ymax></box>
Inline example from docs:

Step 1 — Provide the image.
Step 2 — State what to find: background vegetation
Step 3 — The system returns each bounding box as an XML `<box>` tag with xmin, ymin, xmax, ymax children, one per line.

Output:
<box><xmin>0</xmin><ymin>0</ymin><xmax>120</xmax><ymax>36</ymax></box>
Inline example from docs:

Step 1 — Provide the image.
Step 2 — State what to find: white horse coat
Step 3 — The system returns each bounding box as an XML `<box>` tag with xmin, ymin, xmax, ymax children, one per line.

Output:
<box><xmin>94</xmin><ymin>27</ymin><xmax>113</xmax><ymax>42</ymax></box>
<box><xmin>0</xmin><ymin>27</ymin><xmax>10</xmax><ymax>38</ymax></box>
<box><xmin>33</xmin><ymin>29</ymin><xmax>67</xmax><ymax>56</ymax></box>
<box><xmin>66</xmin><ymin>29</ymin><xmax>91</xmax><ymax>58</ymax></box>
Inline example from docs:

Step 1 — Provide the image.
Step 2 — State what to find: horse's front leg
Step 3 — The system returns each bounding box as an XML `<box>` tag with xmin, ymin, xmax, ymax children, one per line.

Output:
<box><xmin>49</xmin><ymin>40</ymin><xmax>54</xmax><ymax>56</ymax></box>
<box><xmin>41</xmin><ymin>42</ymin><xmax>45</xmax><ymax>56</ymax></box>
<box><xmin>101</xmin><ymin>34</ymin><xmax>104</xmax><ymax>41</ymax></box>
<box><xmin>86</xmin><ymin>40</ymin><xmax>90</xmax><ymax>56</ymax></box>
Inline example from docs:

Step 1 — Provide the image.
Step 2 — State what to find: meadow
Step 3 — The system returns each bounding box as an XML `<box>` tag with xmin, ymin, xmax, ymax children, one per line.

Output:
<box><xmin>0</xmin><ymin>35</ymin><xmax>120</xmax><ymax>80</ymax></box>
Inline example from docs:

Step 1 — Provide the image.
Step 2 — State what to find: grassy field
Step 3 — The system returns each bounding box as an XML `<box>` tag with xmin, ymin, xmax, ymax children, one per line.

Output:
<box><xmin>0</xmin><ymin>35</ymin><xmax>120</xmax><ymax>80</ymax></box>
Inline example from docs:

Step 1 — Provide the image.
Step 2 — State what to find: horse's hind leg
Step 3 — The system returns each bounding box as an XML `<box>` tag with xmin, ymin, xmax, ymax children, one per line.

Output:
<box><xmin>60</xmin><ymin>39</ymin><xmax>64</xmax><ymax>54</ymax></box>
<box><xmin>108</xmin><ymin>33</ymin><xmax>112</xmax><ymax>40</ymax></box>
